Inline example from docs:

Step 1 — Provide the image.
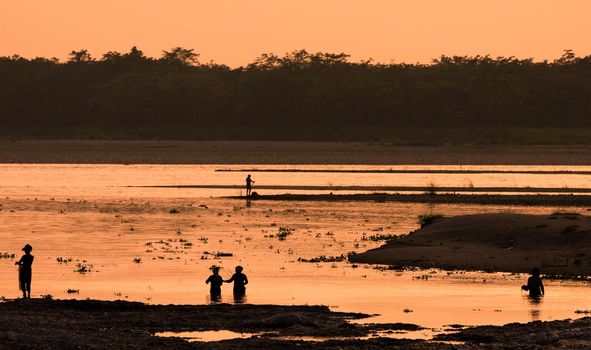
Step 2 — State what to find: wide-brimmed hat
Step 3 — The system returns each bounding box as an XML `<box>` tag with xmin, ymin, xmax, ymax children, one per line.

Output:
<box><xmin>22</xmin><ymin>244</ymin><xmax>32</xmax><ymax>252</ymax></box>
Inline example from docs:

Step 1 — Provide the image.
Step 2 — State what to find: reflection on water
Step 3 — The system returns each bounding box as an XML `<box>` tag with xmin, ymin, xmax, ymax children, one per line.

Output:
<box><xmin>526</xmin><ymin>295</ymin><xmax>543</xmax><ymax>321</ymax></box>
<box><xmin>0</xmin><ymin>164</ymin><xmax>590</xmax><ymax>330</ymax></box>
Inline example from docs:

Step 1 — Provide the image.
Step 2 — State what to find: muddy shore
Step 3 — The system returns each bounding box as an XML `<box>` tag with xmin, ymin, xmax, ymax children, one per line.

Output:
<box><xmin>351</xmin><ymin>213</ymin><xmax>591</xmax><ymax>275</ymax></box>
<box><xmin>1</xmin><ymin>140</ymin><xmax>591</xmax><ymax>164</ymax></box>
<box><xmin>0</xmin><ymin>299</ymin><xmax>589</xmax><ymax>349</ymax></box>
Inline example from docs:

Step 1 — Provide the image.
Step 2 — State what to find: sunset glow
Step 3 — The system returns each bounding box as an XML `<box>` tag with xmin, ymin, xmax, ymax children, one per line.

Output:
<box><xmin>2</xmin><ymin>0</ymin><xmax>590</xmax><ymax>65</ymax></box>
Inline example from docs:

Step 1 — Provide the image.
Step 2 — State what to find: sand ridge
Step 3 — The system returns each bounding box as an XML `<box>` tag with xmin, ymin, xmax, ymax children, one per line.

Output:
<box><xmin>351</xmin><ymin>213</ymin><xmax>591</xmax><ymax>275</ymax></box>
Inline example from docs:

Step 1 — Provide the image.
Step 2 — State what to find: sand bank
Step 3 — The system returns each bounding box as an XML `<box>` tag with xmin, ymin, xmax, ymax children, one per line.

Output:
<box><xmin>351</xmin><ymin>213</ymin><xmax>591</xmax><ymax>275</ymax></box>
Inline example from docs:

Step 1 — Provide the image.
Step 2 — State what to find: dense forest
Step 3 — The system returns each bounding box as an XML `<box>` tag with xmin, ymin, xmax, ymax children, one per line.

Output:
<box><xmin>1</xmin><ymin>47</ymin><xmax>590</xmax><ymax>143</ymax></box>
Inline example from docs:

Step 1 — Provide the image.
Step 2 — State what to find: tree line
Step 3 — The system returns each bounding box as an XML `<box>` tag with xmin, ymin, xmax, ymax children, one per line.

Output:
<box><xmin>1</xmin><ymin>47</ymin><xmax>590</xmax><ymax>143</ymax></box>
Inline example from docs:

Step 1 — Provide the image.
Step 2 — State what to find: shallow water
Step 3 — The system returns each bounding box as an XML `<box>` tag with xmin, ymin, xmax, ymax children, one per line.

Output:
<box><xmin>0</xmin><ymin>164</ymin><xmax>590</xmax><ymax>330</ymax></box>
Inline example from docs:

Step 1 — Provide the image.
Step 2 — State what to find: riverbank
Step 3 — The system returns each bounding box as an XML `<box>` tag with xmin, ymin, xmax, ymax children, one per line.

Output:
<box><xmin>1</xmin><ymin>140</ymin><xmax>591</xmax><ymax>164</ymax></box>
<box><xmin>351</xmin><ymin>213</ymin><xmax>591</xmax><ymax>276</ymax></box>
<box><xmin>0</xmin><ymin>298</ymin><xmax>589</xmax><ymax>349</ymax></box>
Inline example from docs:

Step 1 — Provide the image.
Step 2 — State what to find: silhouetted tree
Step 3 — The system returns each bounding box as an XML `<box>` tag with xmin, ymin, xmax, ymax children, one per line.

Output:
<box><xmin>161</xmin><ymin>47</ymin><xmax>200</xmax><ymax>66</ymax></box>
<box><xmin>0</xmin><ymin>48</ymin><xmax>590</xmax><ymax>142</ymax></box>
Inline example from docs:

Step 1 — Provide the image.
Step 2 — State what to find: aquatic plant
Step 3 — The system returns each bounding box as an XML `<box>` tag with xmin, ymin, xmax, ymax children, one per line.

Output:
<box><xmin>41</xmin><ymin>294</ymin><xmax>53</xmax><ymax>300</ymax></box>
<box><xmin>74</xmin><ymin>263</ymin><xmax>93</xmax><ymax>273</ymax></box>
<box><xmin>214</xmin><ymin>252</ymin><xmax>233</xmax><ymax>257</ymax></box>
<box><xmin>277</xmin><ymin>227</ymin><xmax>294</xmax><ymax>240</ymax></box>
<box><xmin>56</xmin><ymin>257</ymin><xmax>73</xmax><ymax>264</ymax></box>
<box><xmin>66</xmin><ymin>289</ymin><xmax>79</xmax><ymax>294</ymax></box>
<box><xmin>0</xmin><ymin>252</ymin><xmax>15</xmax><ymax>259</ymax></box>
<box><xmin>362</xmin><ymin>233</ymin><xmax>398</xmax><ymax>242</ymax></box>
<box><xmin>169</xmin><ymin>208</ymin><xmax>180</xmax><ymax>214</ymax></box>
<box><xmin>132</xmin><ymin>258</ymin><xmax>142</xmax><ymax>264</ymax></box>
<box><xmin>298</xmin><ymin>254</ymin><xmax>347</xmax><ymax>263</ymax></box>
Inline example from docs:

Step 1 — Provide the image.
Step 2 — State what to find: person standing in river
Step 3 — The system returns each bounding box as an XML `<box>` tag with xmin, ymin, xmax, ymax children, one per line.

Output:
<box><xmin>224</xmin><ymin>265</ymin><xmax>248</xmax><ymax>300</ymax></box>
<box><xmin>15</xmin><ymin>244</ymin><xmax>34</xmax><ymax>299</ymax></box>
<box><xmin>521</xmin><ymin>267</ymin><xmax>545</xmax><ymax>298</ymax></box>
<box><xmin>245</xmin><ymin>175</ymin><xmax>255</xmax><ymax>197</ymax></box>
<box><xmin>205</xmin><ymin>266</ymin><xmax>224</xmax><ymax>301</ymax></box>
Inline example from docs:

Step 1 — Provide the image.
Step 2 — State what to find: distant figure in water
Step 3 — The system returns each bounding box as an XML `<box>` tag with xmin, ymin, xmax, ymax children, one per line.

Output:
<box><xmin>15</xmin><ymin>244</ymin><xmax>34</xmax><ymax>299</ymax></box>
<box><xmin>205</xmin><ymin>266</ymin><xmax>223</xmax><ymax>301</ymax></box>
<box><xmin>245</xmin><ymin>175</ymin><xmax>255</xmax><ymax>197</ymax></box>
<box><xmin>225</xmin><ymin>265</ymin><xmax>248</xmax><ymax>300</ymax></box>
<box><xmin>521</xmin><ymin>268</ymin><xmax>544</xmax><ymax>298</ymax></box>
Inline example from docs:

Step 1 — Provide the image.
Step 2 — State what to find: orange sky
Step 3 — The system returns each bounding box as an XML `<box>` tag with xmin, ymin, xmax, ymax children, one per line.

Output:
<box><xmin>1</xmin><ymin>0</ymin><xmax>590</xmax><ymax>66</ymax></box>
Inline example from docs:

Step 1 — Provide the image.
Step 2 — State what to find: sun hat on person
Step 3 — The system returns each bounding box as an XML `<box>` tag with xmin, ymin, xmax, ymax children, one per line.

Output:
<box><xmin>22</xmin><ymin>244</ymin><xmax>32</xmax><ymax>252</ymax></box>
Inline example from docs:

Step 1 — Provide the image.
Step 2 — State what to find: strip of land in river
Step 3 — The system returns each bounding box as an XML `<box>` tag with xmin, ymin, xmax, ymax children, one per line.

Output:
<box><xmin>216</xmin><ymin>168</ymin><xmax>591</xmax><ymax>175</ymax></box>
<box><xmin>222</xmin><ymin>193</ymin><xmax>591</xmax><ymax>206</ymax></box>
<box><xmin>137</xmin><ymin>184</ymin><xmax>591</xmax><ymax>194</ymax></box>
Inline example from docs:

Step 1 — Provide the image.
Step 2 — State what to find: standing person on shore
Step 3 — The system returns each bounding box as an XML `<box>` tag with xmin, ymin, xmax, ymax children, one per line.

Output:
<box><xmin>224</xmin><ymin>265</ymin><xmax>248</xmax><ymax>301</ymax></box>
<box><xmin>245</xmin><ymin>175</ymin><xmax>255</xmax><ymax>197</ymax></box>
<box><xmin>205</xmin><ymin>266</ymin><xmax>224</xmax><ymax>301</ymax></box>
<box><xmin>15</xmin><ymin>244</ymin><xmax>34</xmax><ymax>299</ymax></box>
<box><xmin>521</xmin><ymin>268</ymin><xmax>544</xmax><ymax>298</ymax></box>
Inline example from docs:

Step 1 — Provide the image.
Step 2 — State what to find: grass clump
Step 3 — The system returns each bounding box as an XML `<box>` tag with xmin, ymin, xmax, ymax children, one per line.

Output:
<box><xmin>298</xmin><ymin>254</ymin><xmax>347</xmax><ymax>263</ymax></box>
<box><xmin>277</xmin><ymin>227</ymin><xmax>294</xmax><ymax>241</ymax></box>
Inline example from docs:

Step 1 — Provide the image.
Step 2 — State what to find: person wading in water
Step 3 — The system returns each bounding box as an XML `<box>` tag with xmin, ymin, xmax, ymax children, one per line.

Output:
<box><xmin>15</xmin><ymin>244</ymin><xmax>34</xmax><ymax>299</ymax></box>
<box><xmin>205</xmin><ymin>266</ymin><xmax>224</xmax><ymax>301</ymax></box>
<box><xmin>522</xmin><ymin>267</ymin><xmax>545</xmax><ymax>298</ymax></box>
<box><xmin>224</xmin><ymin>265</ymin><xmax>249</xmax><ymax>301</ymax></box>
<box><xmin>245</xmin><ymin>175</ymin><xmax>255</xmax><ymax>197</ymax></box>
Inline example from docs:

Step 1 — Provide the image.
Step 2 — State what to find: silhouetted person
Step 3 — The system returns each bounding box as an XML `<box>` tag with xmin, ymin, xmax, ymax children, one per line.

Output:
<box><xmin>205</xmin><ymin>266</ymin><xmax>223</xmax><ymax>300</ymax></box>
<box><xmin>225</xmin><ymin>265</ymin><xmax>248</xmax><ymax>299</ymax></box>
<box><xmin>245</xmin><ymin>175</ymin><xmax>255</xmax><ymax>197</ymax></box>
<box><xmin>15</xmin><ymin>244</ymin><xmax>34</xmax><ymax>298</ymax></box>
<box><xmin>521</xmin><ymin>268</ymin><xmax>544</xmax><ymax>298</ymax></box>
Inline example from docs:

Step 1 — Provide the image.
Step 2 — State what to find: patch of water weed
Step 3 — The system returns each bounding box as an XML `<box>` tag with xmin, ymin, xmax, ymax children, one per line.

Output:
<box><xmin>41</xmin><ymin>294</ymin><xmax>53</xmax><ymax>300</ymax></box>
<box><xmin>169</xmin><ymin>208</ymin><xmax>180</xmax><ymax>214</ymax></box>
<box><xmin>56</xmin><ymin>257</ymin><xmax>72</xmax><ymax>264</ymax></box>
<box><xmin>66</xmin><ymin>289</ymin><xmax>79</xmax><ymax>294</ymax></box>
<box><xmin>362</xmin><ymin>233</ymin><xmax>399</xmax><ymax>242</ymax></box>
<box><xmin>298</xmin><ymin>254</ymin><xmax>347</xmax><ymax>263</ymax></box>
<box><xmin>215</xmin><ymin>251</ymin><xmax>233</xmax><ymax>257</ymax></box>
<box><xmin>575</xmin><ymin>310</ymin><xmax>591</xmax><ymax>314</ymax></box>
<box><xmin>132</xmin><ymin>258</ymin><xmax>142</xmax><ymax>264</ymax></box>
<box><xmin>272</xmin><ymin>227</ymin><xmax>294</xmax><ymax>240</ymax></box>
<box><xmin>417</xmin><ymin>214</ymin><xmax>443</xmax><ymax>228</ymax></box>
<box><xmin>0</xmin><ymin>252</ymin><xmax>15</xmax><ymax>259</ymax></box>
<box><xmin>74</xmin><ymin>263</ymin><xmax>93</xmax><ymax>273</ymax></box>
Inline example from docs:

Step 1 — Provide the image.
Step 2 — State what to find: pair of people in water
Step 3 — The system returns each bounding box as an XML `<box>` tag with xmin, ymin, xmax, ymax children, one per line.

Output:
<box><xmin>206</xmin><ymin>265</ymin><xmax>248</xmax><ymax>301</ymax></box>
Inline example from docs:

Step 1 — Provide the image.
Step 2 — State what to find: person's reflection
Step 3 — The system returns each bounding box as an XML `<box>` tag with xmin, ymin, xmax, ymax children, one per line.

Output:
<box><xmin>233</xmin><ymin>294</ymin><xmax>247</xmax><ymax>304</ymax></box>
<box><xmin>524</xmin><ymin>295</ymin><xmax>543</xmax><ymax>321</ymax></box>
<box><xmin>207</xmin><ymin>294</ymin><xmax>222</xmax><ymax>304</ymax></box>
<box><xmin>246</xmin><ymin>198</ymin><xmax>252</xmax><ymax>208</ymax></box>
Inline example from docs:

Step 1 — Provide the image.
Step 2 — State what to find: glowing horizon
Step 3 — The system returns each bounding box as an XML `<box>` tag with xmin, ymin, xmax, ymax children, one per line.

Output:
<box><xmin>1</xmin><ymin>0</ymin><xmax>590</xmax><ymax>66</ymax></box>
